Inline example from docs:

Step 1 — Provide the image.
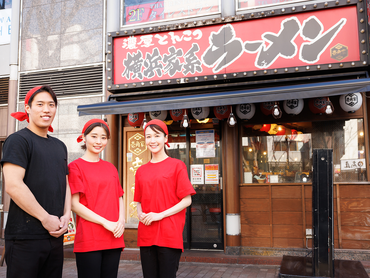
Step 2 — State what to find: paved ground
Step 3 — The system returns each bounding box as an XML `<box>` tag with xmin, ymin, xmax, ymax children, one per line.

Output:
<box><xmin>0</xmin><ymin>259</ymin><xmax>281</xmax><ymax>277</ymax></box>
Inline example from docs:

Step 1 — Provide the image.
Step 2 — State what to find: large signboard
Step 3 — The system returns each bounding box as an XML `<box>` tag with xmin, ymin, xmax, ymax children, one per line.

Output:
<box><xmin>108</xmin><ymin>2</ymin><xmax>367</xmax><ymax>91</ymax></box>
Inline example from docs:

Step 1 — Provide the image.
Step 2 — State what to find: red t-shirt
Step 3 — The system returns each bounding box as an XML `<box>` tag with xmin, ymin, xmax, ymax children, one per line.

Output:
<box><xmin>134</xmin><ymin>157</ymin><xmax>196</xmax><ymax>250</ymax></box>
<box><xmin>68</xmin><ymin>158</ymin><xmax>125</xmax><ymax>252</ymax></box>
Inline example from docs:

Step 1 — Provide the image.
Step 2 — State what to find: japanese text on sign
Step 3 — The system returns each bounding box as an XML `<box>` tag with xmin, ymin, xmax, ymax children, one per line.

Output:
<box><xmin>205</xmin><ymin>164</ymin><xmax>219</xmax><ymax>184</ymax></box>
<box><xmin>196</xmin><ymin>130</ymin><xmax>215</xmax><ymax>158</ymax></box>
<box><xmin>113</xmin><ymin>6</ymin><xmax>359</xmax><ymax>85</ymax></box>
<box><xmin>191</xmin><ymin>164</ymin><xmax>204</xmax><ymax>184</ymax></box>
<box><xmin>341</xmin><ymin>159</ymin><xmax>366</xmax><ymax>171</ymax></box>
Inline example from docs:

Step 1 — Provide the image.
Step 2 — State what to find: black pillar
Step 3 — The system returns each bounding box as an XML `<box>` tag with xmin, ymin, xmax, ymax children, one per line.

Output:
<box><xmin>312</xmin><ymin>149</ymin><xmax>334</xmax><ymax>277</ymax></box>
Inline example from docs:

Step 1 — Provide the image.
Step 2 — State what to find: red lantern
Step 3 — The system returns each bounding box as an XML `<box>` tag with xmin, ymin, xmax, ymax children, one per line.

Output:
<box><xmin>170</xmin><ymin>109</ymin><xmax>186</xmax><ymax>121</ymax></box>
<box><xmin>260</xmin><ymin>124</ymin><xmax>271</xmax><ymax>132</ymax></box>
<box><xmin>309</xmin><ymin>97</ymin><xmax>329</xmax><ymax>114</ymax></box>
<box><xmin>290</xmin><ymin>129</ymin><xmax>298</xmax><ymax>140</ymax></box>
<box><xmin>276</xmin><ymin>126</ymin><xmax>286</xmax><ymax>136</ymax></box>
<box><xmin>213</xmin><ymin>105</ymin><xmax>231</xmax><ymax>120</ymax></box>
<box><xmin>260</xmin><ymin>102</ymin><xmax>275</xmax><ymax>115</ymax></box>
<box><xmin>128</xmin><ymin>113</ymin><xmax>144</xmax><ymax>127</ymax></box>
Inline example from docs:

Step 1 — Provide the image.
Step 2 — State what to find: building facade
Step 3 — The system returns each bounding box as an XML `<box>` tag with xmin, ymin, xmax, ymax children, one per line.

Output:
<box><xmin>3</xmin><ymin>0</ymin><xmax>370</xmax><ymax>258</ymax></box>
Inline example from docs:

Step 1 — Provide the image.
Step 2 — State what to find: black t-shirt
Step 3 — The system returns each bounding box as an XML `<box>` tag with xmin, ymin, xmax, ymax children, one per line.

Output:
<box><xmin>1</xmin><ymin>128</ymin><xmax>68</xmax><ymax>240</ymax></box>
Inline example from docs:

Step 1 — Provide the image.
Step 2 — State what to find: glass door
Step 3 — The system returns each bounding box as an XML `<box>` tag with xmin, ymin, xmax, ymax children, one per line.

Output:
<box><xmin>166</xmin><ymin>129</ymin><xmax>189</xmax><ymax>247</ymax></box>
<box><xmin>189</xmin><ymin>127</ymin><xmax>223</xmax><ymax>250</ymax></box>
<box><xmin>167</xmin><ymin>122</ymin><xmax>224</xmax><ymax>250</ymax></box>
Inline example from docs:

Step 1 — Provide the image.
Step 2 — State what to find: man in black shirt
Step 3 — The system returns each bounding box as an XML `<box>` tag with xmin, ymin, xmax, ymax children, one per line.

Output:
<box><xmin>1</xmin><ymin>85</ymin><xmax>71</xmax><ymax>278</ymax></box>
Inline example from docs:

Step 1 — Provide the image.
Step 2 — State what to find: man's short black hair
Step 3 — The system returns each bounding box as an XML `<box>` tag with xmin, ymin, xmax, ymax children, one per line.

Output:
<box><xmin>28</xmin><ymin>85</ymin><xmax>58</xmax><ymax>107</ymax></box>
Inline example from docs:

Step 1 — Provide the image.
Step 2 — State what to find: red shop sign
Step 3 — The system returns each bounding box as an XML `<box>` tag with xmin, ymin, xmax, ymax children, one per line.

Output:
<box><xmin>111</xmin><ymin>6</ymin><xmax>360</xmax><ymax>88</ymax></box>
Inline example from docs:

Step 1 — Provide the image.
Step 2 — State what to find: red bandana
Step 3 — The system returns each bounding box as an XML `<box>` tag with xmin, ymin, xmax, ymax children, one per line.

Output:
<box><xmin>77</xmin><ymin>119</ymin><xmax>110</xmax><ymax>143</ymax></box>
<box><xmin>10</xmin><ymin>86</ymin><xmax>54</xmax><ymax>132</ymax></box>
<box><xmin>144</xmin><ymin>119</ymin><xmax>170</xmax><ymax>147</ymax></box>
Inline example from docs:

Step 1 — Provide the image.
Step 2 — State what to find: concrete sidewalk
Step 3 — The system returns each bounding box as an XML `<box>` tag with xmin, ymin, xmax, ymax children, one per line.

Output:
<box><xmin>0</xmin><ymin>245</ymin><xmax>369</xmax><ymax>277</ymax></box>
<box><xmin>0</xmin><ymin>259</ymin><xmax>280</xmax><ymax>278</ymax></box>
<box><xmin>62</xmin><ymin>260</ymin><xmax>280</xmax><ymax>278</ymax></box>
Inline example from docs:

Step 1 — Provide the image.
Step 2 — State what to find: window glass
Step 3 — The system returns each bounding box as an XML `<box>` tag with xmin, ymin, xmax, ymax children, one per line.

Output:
<box><xmin>0</xmin><ymin>0</ymin><xmax>11</xmax><ymax>9</ymax></box>
<box><xmin>123</xmin><ymin>0</ymin><xmax>220</xmax><ymax>26</ymax></box>
<box><xmin>241</xmin><ymin>119</ymin><xmax>366</xmax><ymax>183</ymax></box>
<box><xmin>237</xmin><ymin>0</ymin><xmax>309</xmax><ymax>10</ymax></box>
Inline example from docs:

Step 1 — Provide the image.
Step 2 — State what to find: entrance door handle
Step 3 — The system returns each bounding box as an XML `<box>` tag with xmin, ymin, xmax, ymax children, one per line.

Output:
<box><xmin>219</xmin><ymin>177</ymin><xmax>223</xmax><ymax>190</ymax></box>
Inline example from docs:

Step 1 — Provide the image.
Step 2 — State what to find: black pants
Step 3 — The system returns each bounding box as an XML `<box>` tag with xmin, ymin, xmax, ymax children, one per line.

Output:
<box><xmin>140</xmin><ymin>246</ymin><xmax>182</xmax><ymax>278</ymax></box>
<box><xmin>75</xmin><ymin>248</ymin><xmax>122</xmax><ymax>278</ymax></box>
<box><xmin>5</xmin><ymin>237</ymin><xmax>64</xmax><ymax>278</ymax></box>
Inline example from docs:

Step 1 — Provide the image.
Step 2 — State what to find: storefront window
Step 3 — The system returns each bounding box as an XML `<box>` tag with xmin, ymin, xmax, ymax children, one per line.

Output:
<box><xmin>122</xmin><ymin>0</ymin><xmax>220</xmax><ymax>26</ymax></box>
<box><xmin>237</xmin><ymin>0</ymin><xmax>309</xmax><ymax>10</ymax></box>
<box><xmin>0</xmin><ymin>0</ymin><xmax>11</xmax><ymax>9</ymax></box>
<box><xmin>241</xmin><ymin>119</ymin><xmax>366</xmax><ymax>184</ymax></box>
<box><xmin>0</xmin><ymin>0</ymin><xmax>11</xmax><ymax>45</ymax></box>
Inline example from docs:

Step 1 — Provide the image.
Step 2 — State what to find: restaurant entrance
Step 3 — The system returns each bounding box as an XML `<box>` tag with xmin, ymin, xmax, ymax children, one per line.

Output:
<box><xmin>167</xmin><ymin>121</ymin><xmax>224</xmax><ymax>250</ymax></box>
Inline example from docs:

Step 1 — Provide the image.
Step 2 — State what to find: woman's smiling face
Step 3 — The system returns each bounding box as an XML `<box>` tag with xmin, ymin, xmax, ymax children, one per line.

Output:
<box><xmin>83</xmin><ymin>126</ymin><xmax>108</xmax><ymax>155</ymax></box>
<box><xmin>145</xmin><ymin>125</ymin><xmax>168</xmax><ymax>155</ymax></box>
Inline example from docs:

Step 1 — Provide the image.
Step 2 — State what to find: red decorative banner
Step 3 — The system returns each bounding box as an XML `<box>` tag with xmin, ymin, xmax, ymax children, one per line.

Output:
<box><xmin>113</xmin><ymin>6</ymin><xmax>360</xmax><ymax>85</ymax></box>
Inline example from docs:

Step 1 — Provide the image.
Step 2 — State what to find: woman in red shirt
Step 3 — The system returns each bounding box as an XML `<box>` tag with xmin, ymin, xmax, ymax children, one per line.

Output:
<box><xmin>68</xmin><ymin>119</ymin><xmax>125</xmax><ymax>278</ymax></box>
<box><xmin>134</xmin><ymin>119</ymin><xmax>196</xmax><ymax>278</ymax></box>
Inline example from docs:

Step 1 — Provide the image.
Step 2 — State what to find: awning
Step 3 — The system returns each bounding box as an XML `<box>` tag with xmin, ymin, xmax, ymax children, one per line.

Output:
<box><xmin>77</xmin><ymin>78</ymin><xmax>370</xmax><ymax>116</ymax></box>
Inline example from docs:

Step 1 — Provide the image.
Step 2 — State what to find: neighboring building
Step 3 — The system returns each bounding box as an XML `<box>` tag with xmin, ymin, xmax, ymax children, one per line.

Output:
<box><xmin>3</xmin><ymin>0</ymin><xmax>370</xmax><ymax>259</ymax></box>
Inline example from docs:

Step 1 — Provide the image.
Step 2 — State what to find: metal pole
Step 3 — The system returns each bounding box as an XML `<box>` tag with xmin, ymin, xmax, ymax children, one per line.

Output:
<box><xmin>312</xmin><ymin>149</ymin><xmax>334</xmax><ymax>277</ymax></box>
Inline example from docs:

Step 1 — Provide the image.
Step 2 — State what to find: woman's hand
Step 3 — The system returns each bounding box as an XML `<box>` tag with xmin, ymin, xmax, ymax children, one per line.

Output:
<box><xmin>113</xmin><ymin>218</ymin><xmax>125</xmax><ymax>238</ymax></box>
<box><xmin>138</xmin><ymin>211</ymin><xmax>145</xmax><ymax>222</ymax></box>
<box><xmin>139</xmin><ymin>195</ymin><xmax>192</xmax><ymax>226</ymax></box>
<box><xmin>140</xmin><ymin>212</ymin><xmax>164</xmax><ymax>226</ymax></box>
<box><xmin>102</xmin><ymin>220</ymin><xmax>117</xmax><ymax>233</ymax></box>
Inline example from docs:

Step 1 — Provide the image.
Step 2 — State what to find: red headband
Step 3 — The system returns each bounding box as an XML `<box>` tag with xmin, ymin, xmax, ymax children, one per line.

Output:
<box><xmin>144</xmin><ymin>119</ymin><xmax>170</xmax><ymax>148</ymax></box>
<box><xmin>10</xmin><ymin>86</ymin><xmax>54</xmax><ymax>132</ymax></box>
<box><xmin>77</xmin><ymin>119</ymin><xmax>110</xmax><ymax>143</ymax></box>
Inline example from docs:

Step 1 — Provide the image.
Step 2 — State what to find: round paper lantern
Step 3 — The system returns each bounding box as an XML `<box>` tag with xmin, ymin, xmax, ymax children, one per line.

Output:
<box><xmin>260</xmin><ymin>102</ymin><xmax>275</xmax><ymax>115</ymax></box>
<box><xmin>309</xmin><ymin>97</ymin><xmax>329</xmax><ymax>114</ymax></box>
<box><xmin>170</xmin><ymin>109</ymin><xmax>186</xmax><ymax>121</ymax></box>
<box><xmin>191</xmin><ymin>107</ymin><xmax>210</xmax><ymax>119</ymax></box>
<box><xmin>236</xmin><ymin>103</ymin><xmax>256</xmax><ymax>120</ymax></box>
<box><xmin>149</xmin><ymin>110</ymin><xmax>168</xmax><ymax>121</ymax></box>
<box><xmin>339</xmin><ymin>93</ymin><xmax>362</xmax><ymax>113</ymax></box>
<box><xmin>128</xmin><ymin>113</ymin><xmax>144</xmax><ymax>127</ymax></box>
<box><xmin>283</xmin><ymin>99</ymin><xmax>304</xmax><ymax>115</ymax></box>
<box><xmin>214</xmin><ymin>105</ymin><xmax>231</xmax><ymax>120</ymax></box>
